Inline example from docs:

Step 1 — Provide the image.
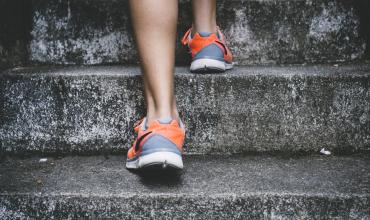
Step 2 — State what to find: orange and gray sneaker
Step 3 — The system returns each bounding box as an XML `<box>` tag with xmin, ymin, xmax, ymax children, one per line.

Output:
<box><xmin>181</xmin><ymin>26</ymin><xmax>233</xmax><ymax>73</ymax></box>
<box><xmin>126</xmin><ymin>117</ymin><xmax>185</xmax><ymax>170</ymax></box>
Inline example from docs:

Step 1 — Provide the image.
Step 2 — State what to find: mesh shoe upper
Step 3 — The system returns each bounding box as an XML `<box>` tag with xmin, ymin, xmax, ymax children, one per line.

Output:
<box><xmin>181</xmin><ymin>27</ymin><xmax>233</xmax><ymax>64</ymax></box>
<box><xmin>127</xmin><ymin>118</ymin><xmax>185</xmax><ymax>161</ymax></box>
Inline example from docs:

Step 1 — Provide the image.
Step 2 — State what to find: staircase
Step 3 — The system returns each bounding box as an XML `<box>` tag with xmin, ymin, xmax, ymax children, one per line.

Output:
<box><xmin>1</xmin><ymin>0</ymin><xmax>369</xmax><ymax>219</ymax></box>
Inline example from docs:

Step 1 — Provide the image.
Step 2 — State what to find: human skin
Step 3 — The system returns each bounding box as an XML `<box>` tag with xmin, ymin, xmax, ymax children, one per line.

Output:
<box><xmin>129</xmin><ymin>0</ymin><xmax>217</xmax><ymax>123</ymax></box>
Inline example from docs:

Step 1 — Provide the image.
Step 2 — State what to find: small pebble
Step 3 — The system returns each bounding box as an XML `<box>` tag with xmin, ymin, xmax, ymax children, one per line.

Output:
<box><xmin>39</xmin><ymin>158</ymin><xmax>47</xmax><ymax>163</ymax></box>
<box><xmin>320</xmin><ymin>148</ymin><xmax>331</xmax><ymax>155</ymax></box>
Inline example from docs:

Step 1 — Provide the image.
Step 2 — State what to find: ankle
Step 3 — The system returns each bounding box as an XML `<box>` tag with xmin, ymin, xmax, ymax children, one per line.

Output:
<box><xmin>146</xmin><ymin>109</ymin><xmax>179</xmax><ymax>124</ymax></box>
<box><xmin>192</xmin><ymin>24</ymin><xmax>217</xmax><ymax>35</ymax></box>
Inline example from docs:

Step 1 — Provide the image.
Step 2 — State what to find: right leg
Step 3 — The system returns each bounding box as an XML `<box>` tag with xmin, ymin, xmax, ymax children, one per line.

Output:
<box><xmin>192</xmin><ymin>0</ymin><xmax>217</xmax><ymax>34</ymax></box>
<box><xmin>181</xmin><ymin>0</ymin><xmax>233</xmax><ymax>73</ymax></box>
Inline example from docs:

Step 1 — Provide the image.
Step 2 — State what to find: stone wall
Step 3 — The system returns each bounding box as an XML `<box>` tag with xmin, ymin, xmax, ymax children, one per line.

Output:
<box><xmin>0</xmin><ymin>0</ymin><xmax>369</xmax><ymax>69</ymax></box>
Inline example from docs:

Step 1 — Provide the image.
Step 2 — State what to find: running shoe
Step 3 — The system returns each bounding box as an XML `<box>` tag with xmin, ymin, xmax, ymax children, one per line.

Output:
<box><xmin>181</xmin><ymin>26</ymin><xmax>233</xmax><ymax>73</ymax></box>
<box><xmin>126</xmin><ymin>117</ymin><xmax>185</xmax><ymax>170</ymax></box>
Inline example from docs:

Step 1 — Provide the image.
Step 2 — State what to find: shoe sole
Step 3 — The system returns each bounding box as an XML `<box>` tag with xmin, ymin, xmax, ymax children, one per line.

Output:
<box><xmin>190</xmin><ymin>58</ymin><xmax>233</xmax><ymax>73</ymax></box>
<box><xmin>126</xmin><ymin>151</ymin><xmax>183</xmax><ymax>170</ymax></box>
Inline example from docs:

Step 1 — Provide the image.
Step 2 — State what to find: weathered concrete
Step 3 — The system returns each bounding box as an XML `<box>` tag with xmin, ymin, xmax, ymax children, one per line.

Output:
<box><xmin>0</xmin><ymin>155</ymin><xmax>369</xmax><ymax>219</ymax></box>
<box><xmin>0</xmin><ymin>0</ymin><xmax>368</xmax><ymax>68</ymax></box>
<box><xmin>29</xmin><ymin>0</ymin><xmax>367</xmax><ymax>65</ymax></box>
<box><xmin>0</xmin><ymin>0</ymin><xmax>32</xmax><ymax>71</ymax></box>
<box><xmin>0</xmin><ymin>65</ymin><xmax>370</xmax><ymax>155</ymax></box>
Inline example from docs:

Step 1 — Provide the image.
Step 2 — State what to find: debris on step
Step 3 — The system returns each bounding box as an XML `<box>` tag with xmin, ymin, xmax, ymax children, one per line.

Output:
<box><xmin>39</xmin><ymin>158</ymin><xmax>48</xmax><ymax>163</ymax></box>
<box><xmin>320</xmin><ymin>148</ymin><xmax>331</xmax><ymax>155</ymax></box>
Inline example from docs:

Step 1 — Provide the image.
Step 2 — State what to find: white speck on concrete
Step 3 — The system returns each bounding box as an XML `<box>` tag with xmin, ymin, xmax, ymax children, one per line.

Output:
<box><xmin>39</xmin><ymin>158</ymin><xmax>48</xmax><ymax>163</ymax></box>
<box><xmin>320</xmin><ymin>148</ymin><xmax>331</xmax><ymax>155</ymax></box>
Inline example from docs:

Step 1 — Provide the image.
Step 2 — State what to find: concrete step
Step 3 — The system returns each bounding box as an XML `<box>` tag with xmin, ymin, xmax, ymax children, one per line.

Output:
<box><xmin>0</xmin><ymin>0</ymin><xmax>369</xmax><ymax>70</ymax></box>
<box><xmin>0</xmin><ymin>154</ymin><xmax>368</xmax><ymax>219</ymax></box>
<box><xmin>1</xmin><ymin>64</ymin><xmax>370</xmax><ymax>155</ymax></box>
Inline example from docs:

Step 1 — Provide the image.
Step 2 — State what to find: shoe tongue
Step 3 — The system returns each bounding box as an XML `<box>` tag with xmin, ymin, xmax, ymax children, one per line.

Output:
<box><xmin>142</xmin><ymin>117</ymin><xmax>173</xmax><ymax>130</ymax></box>
<box><xmin>157</xmin><ymin>117</ymin><xmax>173</xmax><ymax>124</ymax></box>
<box><xmin>198</xmin><ymin>32</ymin><xmax>213</xmax><ymax>37</ymax></box>
<box><xmin>198</xmin><ymin>31</ymin><xmax>221</xmax><ymax>40</ymax></box>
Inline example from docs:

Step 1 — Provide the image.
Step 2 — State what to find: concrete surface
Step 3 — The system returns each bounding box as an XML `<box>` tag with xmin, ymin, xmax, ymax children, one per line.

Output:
<box><xmin>0</xmin><ymin>0</ymin><xmax>369</xmax><ymax>69</ymax></box>
<box><xmin>1</xmin><ymin>65</ymin><xmax>370</xmax><ymax>155</ymax></box>
<box><xmin>0</xmin><ymin>0</ymin><xmax>32</xmax><ymax>71</ymax></box>
<box><xmin>0</xmin><ymin>154</ymin><xmax>369</xmax><ymax>219</ymax></box>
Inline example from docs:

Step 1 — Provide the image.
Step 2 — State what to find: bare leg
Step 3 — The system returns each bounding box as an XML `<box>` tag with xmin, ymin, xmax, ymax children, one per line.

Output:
<box><xmin>129</xmin><ymin>0</ymin><xmax>179</xmax><ymax>123</ymax></box>
<box><xmin>192</xmin><ymin>0</ymin><xmax>217</xmax><ymax>34</ymax></box>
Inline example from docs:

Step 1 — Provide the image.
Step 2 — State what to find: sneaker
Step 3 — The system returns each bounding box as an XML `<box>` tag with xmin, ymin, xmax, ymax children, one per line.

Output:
<box><xmin>181</xmin><ymin>26</ymin><xmax>233</xmax><ymax>73</ymax></box>
<box><xmin>126</xmin><ymin>117</ymin><xmax>185</xmax><ymax>170</ymax></box>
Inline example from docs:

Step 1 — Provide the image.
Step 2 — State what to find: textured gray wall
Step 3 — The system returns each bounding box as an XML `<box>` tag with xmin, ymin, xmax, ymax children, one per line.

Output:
<box><xmin>0</xmin><ymin>0</ymin><xmax>369</xmax><ymax>69</ymax></box>
<box><xmin>1</xmin><ymin>65</ymin><xmax>369</xmax><ymax>155</ymax></box>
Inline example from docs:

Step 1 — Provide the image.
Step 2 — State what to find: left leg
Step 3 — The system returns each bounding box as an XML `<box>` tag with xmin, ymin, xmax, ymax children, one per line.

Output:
<box><xmin>126</xmin><ymin>0</ymin><xmax>185</xmax><ymax>170</ymax></box>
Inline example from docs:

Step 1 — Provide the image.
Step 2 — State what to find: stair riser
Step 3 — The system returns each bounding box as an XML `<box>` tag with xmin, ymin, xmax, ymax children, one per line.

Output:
<box><xmin>0</xmin><ymin>0</ymin><xmax>368</xmax><ymax>69</ymax></box>
<box><xmin>1</xmin><ymin>68</ymin><xmax>369</xmax><ymax>154</ymax></box>
<box><xmin>0</xmin><ymin>195</ymin><xmax>368</xmax><ymax>219</ymax></box>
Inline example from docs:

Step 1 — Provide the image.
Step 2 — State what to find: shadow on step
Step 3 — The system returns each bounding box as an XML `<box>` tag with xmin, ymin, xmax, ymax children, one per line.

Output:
<box><xmin>129</xmin><ymin>168</ymin><xmax>183</xmax><ymax>187</ymax></box>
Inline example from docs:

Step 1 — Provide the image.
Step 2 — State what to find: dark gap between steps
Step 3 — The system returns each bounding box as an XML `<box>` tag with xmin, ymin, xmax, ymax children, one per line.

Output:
<box><xmin>354</xmin><ymin>0</ymin><xmax>370</xmax><ymax>59</ymax></box>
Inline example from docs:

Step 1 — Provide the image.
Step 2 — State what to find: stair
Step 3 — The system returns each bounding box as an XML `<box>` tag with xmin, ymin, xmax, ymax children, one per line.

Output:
<box><xmin>1</xmin><ymin>154</ymin><xmax>369</xmax><ymax>219</ymax></box>
<box><xmin>1</xmin><ymin>65</ymin><xmax>370</xmax><ymax>155</ymax></box>
<box><xmin>1</xmin><ymin>0</ymin><xmax>370</xmax><ymax>219</ymax></box>
<box><xmin>1</xmin><ymin>0</ymin><xmax>369</xmax><ymax>70</ymax></box>
<box><xmin>1</xmin><ymin>65</ymin><xmax>369</xmax><ymax>219</ymax></box>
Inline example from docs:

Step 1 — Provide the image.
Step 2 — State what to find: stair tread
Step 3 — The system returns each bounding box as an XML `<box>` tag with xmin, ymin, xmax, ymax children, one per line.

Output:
<box><xmin>1</xmin><ymin>154</ymin><xmax>369</xmax><ymax>219</ymax></box>
<box><xmin>1</xmin><ymin>154</ymin><xmax>369</xmax><ymax>197</ymax></box>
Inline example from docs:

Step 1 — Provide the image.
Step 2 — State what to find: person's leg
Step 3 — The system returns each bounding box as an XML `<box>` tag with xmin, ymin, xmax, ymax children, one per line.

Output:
<box><xmin>129</xmin><ymin>0</ymin><xmax>179</xmax><ymax>124</ymax></box>
<box><xmin>127</xmin><ymin>0</ymin><xmax>185</xmax><ymax>170</ymax></box>
<box><xmin>192</xmin><ymin>0</ymin><xmax>217</xmax><ymax>34</ymax></box>
<box><xmin>182</xmin><ymin>0</ymin><xmax>233</xmax><ymax>73</ymax></box>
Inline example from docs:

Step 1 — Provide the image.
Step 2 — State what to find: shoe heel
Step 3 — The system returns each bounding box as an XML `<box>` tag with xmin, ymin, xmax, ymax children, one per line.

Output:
<box><xmin>190</xmin><ymin>58</ymin><xmax>227</xmax><ymax>73</ymax></box>
<box><xmin>139</xmin><ymin>152</ymin><xmax>183</xmax><ymax>169</ymax></box>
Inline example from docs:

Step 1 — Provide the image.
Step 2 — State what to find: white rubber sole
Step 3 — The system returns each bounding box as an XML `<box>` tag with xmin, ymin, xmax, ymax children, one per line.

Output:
<box><xmin>126</xmin><ymin>152</ymin><xmax>183</xmax><ymax>170</ymax></box>
<box><xmin>190</xmin><ymin>58</ymin><xmax>233</xmax><ymax>73</ymax></box>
